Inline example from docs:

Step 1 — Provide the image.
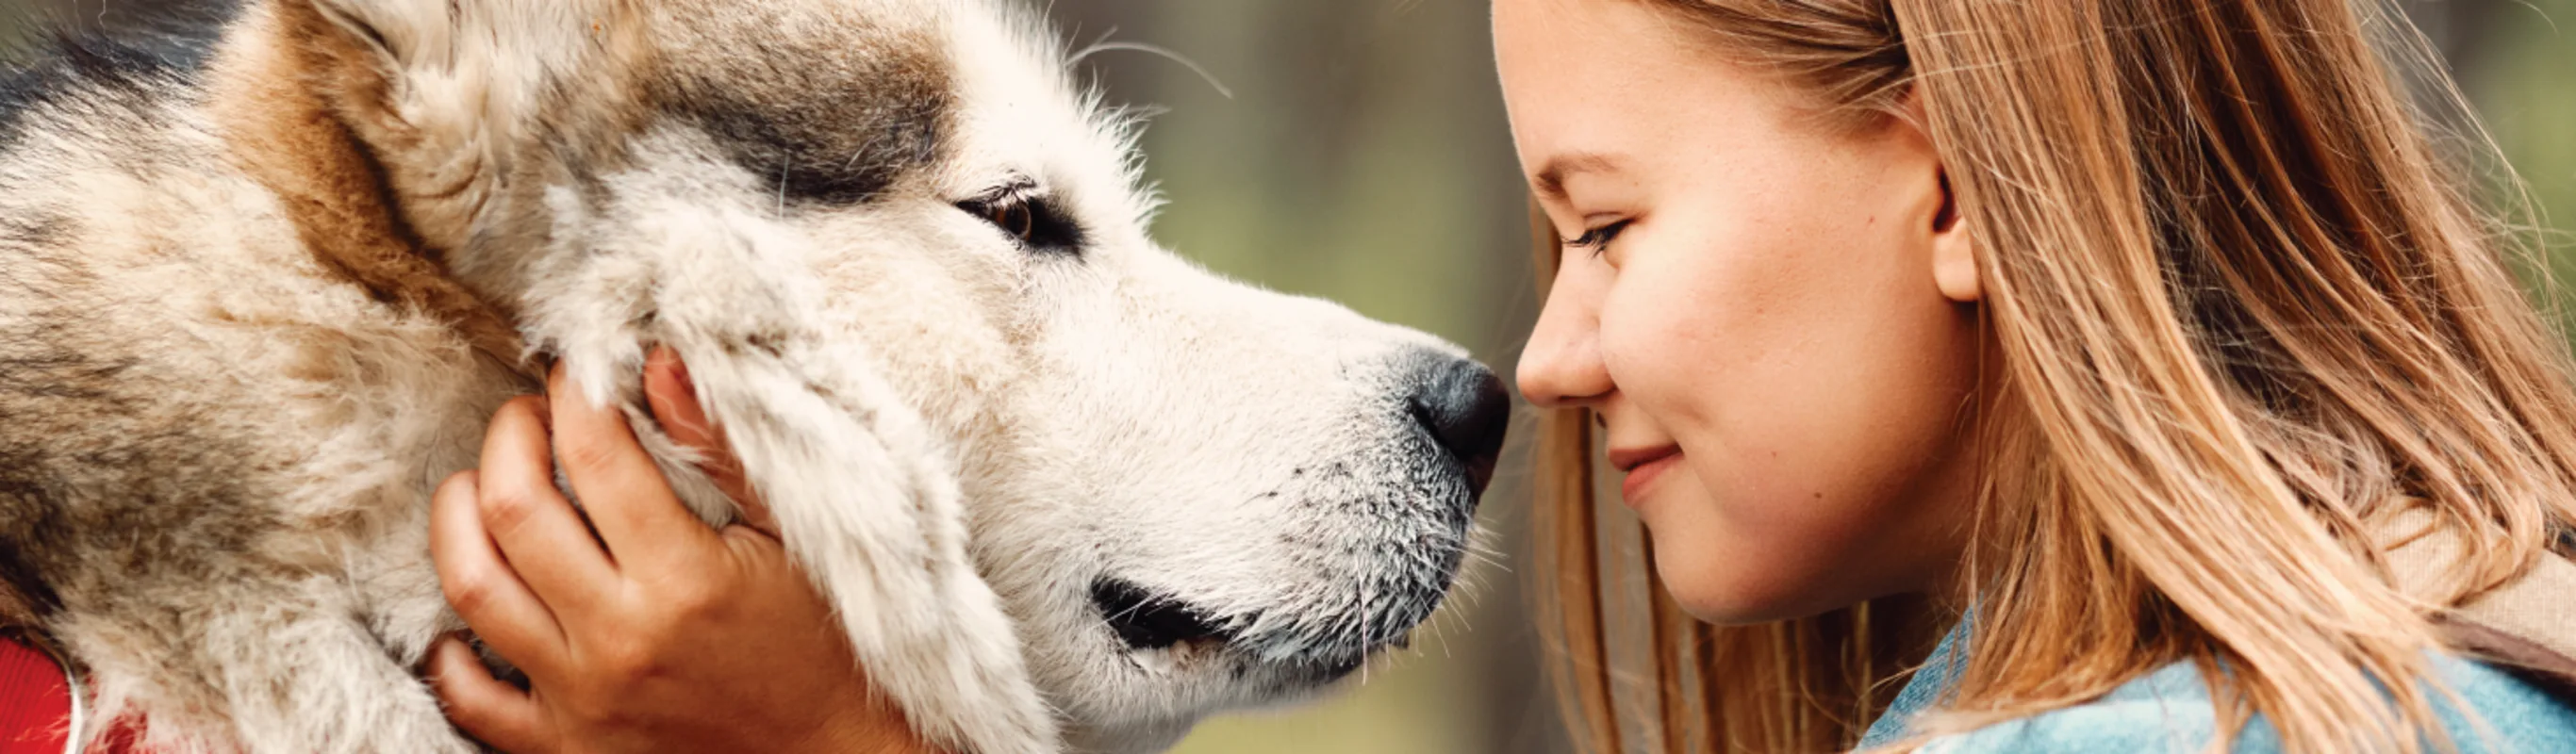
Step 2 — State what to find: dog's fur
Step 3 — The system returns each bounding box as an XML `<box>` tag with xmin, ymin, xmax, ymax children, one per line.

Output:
<box><xmin>0</xmin><ymin>1</ymin><xmax>1500</xmax><ymax>752</ymax></box>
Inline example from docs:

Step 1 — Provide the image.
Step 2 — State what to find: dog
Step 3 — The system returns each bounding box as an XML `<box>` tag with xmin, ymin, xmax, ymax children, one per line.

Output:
<box><xmin>0</xmin><ymin>0</ymin><xmax>1510</xmax><ymax>751</ymax></box>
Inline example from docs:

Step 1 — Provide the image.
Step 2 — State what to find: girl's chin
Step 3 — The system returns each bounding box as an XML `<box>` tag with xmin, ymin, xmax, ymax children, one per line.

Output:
<box><xmin>1639</xmin><ymin>512</ymin><xmax>1841</xmax><ymax>626</ymax></box>
<box><xmin>1657</xmin><ymin>580</ymin><xmax>1827</xmax><ymax>626</ymax></box>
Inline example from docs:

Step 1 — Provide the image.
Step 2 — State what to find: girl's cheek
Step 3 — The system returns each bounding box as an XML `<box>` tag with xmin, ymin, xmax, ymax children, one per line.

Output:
<box><xmin>1603</xmin><ymin>249</ymin><xmax>1738</xmax><ymax>427</ymax></box>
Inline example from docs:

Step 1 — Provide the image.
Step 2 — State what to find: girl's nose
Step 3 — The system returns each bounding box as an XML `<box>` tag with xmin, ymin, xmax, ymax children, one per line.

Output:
<box><xmin>1518</xmin><ymin>269</ymin><xmax>1614</xmax><ymax>409</ymax></box>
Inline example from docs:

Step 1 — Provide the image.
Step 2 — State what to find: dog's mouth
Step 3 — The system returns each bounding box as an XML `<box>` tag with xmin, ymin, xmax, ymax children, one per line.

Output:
<box><xmin>1089</xmin><ymin>578</ymin><xmax>1395</xmax><ymax>682</ymax></box>
<box><xmin>1092</xmin><ymin>579</ymin><xmax>1238</xmax><ymax>651</ymax></box>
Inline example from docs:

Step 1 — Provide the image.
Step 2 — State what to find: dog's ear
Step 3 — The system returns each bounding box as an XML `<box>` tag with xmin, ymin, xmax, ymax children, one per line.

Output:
<box><xmin>276</xmin><ymin>0</ymin><xmax>643</xmax><ymax>250</ymax></box>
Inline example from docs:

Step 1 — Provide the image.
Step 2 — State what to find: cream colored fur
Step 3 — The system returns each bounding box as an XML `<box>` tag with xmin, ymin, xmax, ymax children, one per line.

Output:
<box><xmin>0</xmin><ymin>1</ymin><xmax>1493</xmax><ymax>752</ymax></box>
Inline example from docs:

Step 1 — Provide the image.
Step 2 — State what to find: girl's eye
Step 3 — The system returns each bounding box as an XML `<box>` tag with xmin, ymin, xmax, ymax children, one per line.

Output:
<box><xmin>1564</xmin><ymin>220</ymin><xmax>1633</xmax><ymax>256</ymax></box>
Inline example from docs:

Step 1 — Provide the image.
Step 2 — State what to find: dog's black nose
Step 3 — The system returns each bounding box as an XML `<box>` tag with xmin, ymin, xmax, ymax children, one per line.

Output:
<box><xmin>1407</xmin><ymin>352</ymin><xmax>1511</xmax><ymax>498</ymax></box>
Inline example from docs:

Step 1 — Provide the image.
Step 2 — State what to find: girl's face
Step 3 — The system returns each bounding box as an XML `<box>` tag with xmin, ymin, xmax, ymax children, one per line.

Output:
<box><xmin>1498</xmin><ymin>0</ymin><xmax>1985</xmax><ymax>623</ymax></box>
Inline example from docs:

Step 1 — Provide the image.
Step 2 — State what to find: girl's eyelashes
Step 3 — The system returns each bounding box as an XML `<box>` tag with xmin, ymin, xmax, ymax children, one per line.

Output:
<box><xmin>1564</xmin><ymin>220</ymin><xmax>1634</xmax><ymax>257</ymax></box>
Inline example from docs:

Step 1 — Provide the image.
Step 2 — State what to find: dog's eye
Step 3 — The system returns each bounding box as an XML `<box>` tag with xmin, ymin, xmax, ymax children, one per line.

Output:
<box><xmin>984</xmin><ymin>201</ymin><xmax>1035</xmax><ymax>241</ymax></box>
<box><xmin>959</xmin><ymin>186</ymin><xmax>1083</xmax><ymax>255</ymax></box>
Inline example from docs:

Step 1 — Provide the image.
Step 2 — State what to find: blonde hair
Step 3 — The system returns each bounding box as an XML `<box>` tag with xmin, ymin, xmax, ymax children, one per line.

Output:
<box><xmin>1528</xmin><ymin>1</ymin><xmax>2576</xmax><ymax>752</ymax></box>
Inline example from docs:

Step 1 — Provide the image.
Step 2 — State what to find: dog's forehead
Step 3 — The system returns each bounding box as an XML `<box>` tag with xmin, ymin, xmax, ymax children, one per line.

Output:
<box><xmin>643</xmin><ymin>1</ymin><xmax>957</xmax><ymax>204</ymax></box>
<box><xmin>934</xmin><ymin>2</ymin><xmax>1157</xmax><ymax>231</ymax></box>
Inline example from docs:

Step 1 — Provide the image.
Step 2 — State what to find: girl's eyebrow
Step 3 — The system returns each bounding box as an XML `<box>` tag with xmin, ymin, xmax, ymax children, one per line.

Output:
<box><xmin>1531</xmin><ymin>152</ymin><xmax>1625</xmax><ymax>202</ymax></box>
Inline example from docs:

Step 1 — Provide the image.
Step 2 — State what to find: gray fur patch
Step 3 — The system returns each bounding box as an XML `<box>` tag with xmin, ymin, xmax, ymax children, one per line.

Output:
<box><xmin>0</xmin><ymin>5</ymin><xmax>238</xmax><ymax>145</ymax></box>
<box><xmin>648</xmin><ymin>9</ymin><xmax>953</xmax><ymax>205</ymax></box>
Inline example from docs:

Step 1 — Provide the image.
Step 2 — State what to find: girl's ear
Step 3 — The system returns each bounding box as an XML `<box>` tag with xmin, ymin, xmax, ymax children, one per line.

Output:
<box><xmin>1930</xmin><ymin>169</ymin><xmax>1982</xmax><ymax>303</ymax></box>
<box><xmin>1897</xmin><ymin>93</ymin><xmax>1980</xmax><ymax>304</ymax></box>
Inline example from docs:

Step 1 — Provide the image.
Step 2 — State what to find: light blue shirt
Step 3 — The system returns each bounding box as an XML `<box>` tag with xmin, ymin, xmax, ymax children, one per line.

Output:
<box><xmin>1858</xmin><ymin>621</ymin><xmax>2576</xmax><ymax>752</ymax></box>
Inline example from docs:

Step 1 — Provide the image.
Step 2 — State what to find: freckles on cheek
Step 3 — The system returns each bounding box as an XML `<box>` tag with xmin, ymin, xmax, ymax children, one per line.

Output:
<box><xmin>1597</xmin><ymin>283</ymin><xmax>1730</xmax><ymax>419</ymax></box>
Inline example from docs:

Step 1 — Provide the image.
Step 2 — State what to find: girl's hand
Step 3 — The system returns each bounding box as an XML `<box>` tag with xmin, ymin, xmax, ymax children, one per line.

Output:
<box><xmin>426</xmin><ymin>349</ymin><xmax>938</xmax><ymax>754</ymax></box>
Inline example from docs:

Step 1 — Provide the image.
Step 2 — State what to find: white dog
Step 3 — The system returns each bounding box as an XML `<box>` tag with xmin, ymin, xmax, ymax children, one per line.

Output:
<box><xmin>0</xmin><ymin>0</ymin><xmax>1508</xmax><ymax>752</ymax></box>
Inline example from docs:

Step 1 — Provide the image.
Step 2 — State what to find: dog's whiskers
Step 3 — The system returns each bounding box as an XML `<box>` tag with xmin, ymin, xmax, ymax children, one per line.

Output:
<box><xmin>1066</xmin><ymin>41</ymin><xmax>1233</xmax><ymax>100</ymax></box>
<box><xmin>775</xmin><ymin>156</ymin><xmax>790</xmax><ymax>218</ymax></box>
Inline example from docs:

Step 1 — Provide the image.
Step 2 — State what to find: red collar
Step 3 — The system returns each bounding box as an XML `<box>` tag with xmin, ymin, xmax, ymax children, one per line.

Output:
<box><xmin>0</xmin><ymin>635</ymin><xmax>71</xmax><ymax>754</ymax></box>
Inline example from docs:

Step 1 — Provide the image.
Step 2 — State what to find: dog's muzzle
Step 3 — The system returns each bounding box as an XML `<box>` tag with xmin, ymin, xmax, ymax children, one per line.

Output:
<box><xmin>1090</xmin><ymin>352</ymin><xmax>1511</xmax><ymax>682</ymax></box>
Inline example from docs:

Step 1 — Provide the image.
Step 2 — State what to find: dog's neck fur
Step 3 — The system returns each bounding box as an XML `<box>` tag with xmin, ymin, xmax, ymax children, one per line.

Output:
<box><xmin>201</xmin><ymin>4</ymin><xmax>532</xmax><ymax>377</ymax></box>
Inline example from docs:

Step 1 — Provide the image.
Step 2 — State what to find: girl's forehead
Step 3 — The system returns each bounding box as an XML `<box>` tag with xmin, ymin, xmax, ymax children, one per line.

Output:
<box><xmin>1496</xmin><ymin>3</ymin><xmax>1811</xmax><ymax>205</ymax></box>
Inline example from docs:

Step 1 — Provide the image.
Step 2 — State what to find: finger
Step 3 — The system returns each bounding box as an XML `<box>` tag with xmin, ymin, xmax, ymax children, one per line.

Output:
<box><xmin>431</xmin><ymin>470</ymin><xmax>565</xmax><ymax>673</ymax></box>
<box><xmin>479</xmin><ymin>396</ymin><xmax>617</xmax><ymax>609</ymax></box>
<box><xmin>642</xmin><ymin>347</ymin><xmax>772</xmax><ymax>534</ymax></box>
<box><xmin>547</xmin><ymin>361</ymin><xmax>718</xmax><ymax>565</ymax></box>
<box><xmin>427</xmin><ymin>635</ymin><xmax>555</xmax><ymax>754</ymax></box>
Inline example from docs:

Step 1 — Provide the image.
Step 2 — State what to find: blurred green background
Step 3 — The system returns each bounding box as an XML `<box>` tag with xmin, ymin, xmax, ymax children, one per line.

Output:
<box><xmin>3</xmin><ymin>1</ymin><xmax>2569</xmax><ymax>752</ymax></box>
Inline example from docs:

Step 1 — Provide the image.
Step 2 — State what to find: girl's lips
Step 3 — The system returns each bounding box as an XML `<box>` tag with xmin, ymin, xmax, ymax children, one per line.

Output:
<box><xmin>1612</xmin><ymin>446</ymin><xmax>1684</xmax><ymax>505</ymax></box>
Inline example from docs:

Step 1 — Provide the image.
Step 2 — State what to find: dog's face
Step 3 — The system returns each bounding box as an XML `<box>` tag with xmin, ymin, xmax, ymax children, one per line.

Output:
<box><xmin>293</xmin><ymin>0</ymin><xmax>1503</xmax><ymax>747</ymax></box>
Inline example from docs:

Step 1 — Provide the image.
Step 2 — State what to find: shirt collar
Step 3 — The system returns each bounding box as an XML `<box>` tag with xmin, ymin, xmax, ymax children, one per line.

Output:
<box><xmin>1857</xmin><ymin>614</ymin><xmax>1971</xmax><ymax>748</ymax></box>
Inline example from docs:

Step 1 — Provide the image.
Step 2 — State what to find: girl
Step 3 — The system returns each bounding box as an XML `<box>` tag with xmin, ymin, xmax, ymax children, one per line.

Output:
<box><xmin>427</xmin><ymin>0</ymin><xmax>2576</xmax><ymax>751</ymax></box>
<box><xmin>1507</xmin><ymin>0</ymin><xmax>2576</xmax><ymax>751</ymax></box>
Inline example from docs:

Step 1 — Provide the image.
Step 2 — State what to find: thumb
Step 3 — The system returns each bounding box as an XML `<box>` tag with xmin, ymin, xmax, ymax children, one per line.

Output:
<box><xmin>641</xmin><ymin>347</ymin><xmax>777</xmax><ymax>535</ymax></box>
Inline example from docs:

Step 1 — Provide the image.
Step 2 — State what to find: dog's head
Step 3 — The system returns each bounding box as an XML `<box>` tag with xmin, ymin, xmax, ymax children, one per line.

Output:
<box><xmin>272</xmin><ymin>0</ymin><xmax>1503</xmax><ymax>747</ymax></box>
